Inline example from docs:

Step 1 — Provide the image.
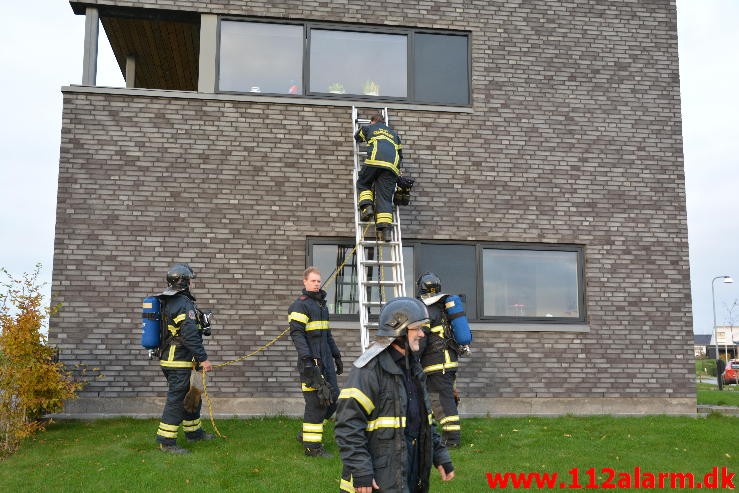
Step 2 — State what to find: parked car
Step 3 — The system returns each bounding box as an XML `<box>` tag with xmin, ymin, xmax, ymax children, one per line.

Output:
<box><xmin>721</xmin><ymin>359</ymin><xmax>739</xmax><ymax>385</ymax></box>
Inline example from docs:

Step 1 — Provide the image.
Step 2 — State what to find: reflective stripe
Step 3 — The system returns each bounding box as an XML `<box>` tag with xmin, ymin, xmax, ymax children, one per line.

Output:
<box><xmin>340</xmin><ymin>478</ymin><xmax>356</xmax><ymax>493</ymax></box>
<box><xmin>159</xmin><ymin>422</ymin><xmax>179</xmax><ymax>432</ymax></box>
<box><xmin>338</xmin><ymin>387</ymin><xmax>375</xmax><ymax>414</ymax></box>
<box><xmin>182</xmin><ymin>418</ymin><xmax>200</xmax><ymax>426</ymax></box>
<box><xmin>157</xmin><ymin>428</ymin><xmax>178</xmax><ymax>438</ymax></box>
<box><xmin>428</xmin><ymin>413</ymin><xmax>434</xmax><ymax>425</ymax></box>
<box><xmin>143</xmin><ymin>302</ymin><xmax>153</xmax><ymax>309</ymax></box>
<box><xmin>423</xmin><ymin>349</ymin><xmax>458</xmax><ymax>374</ymax></box>
<box><xmin>305</xmin><ymin>320</ymin><xmax>329</xmax><ymax>331</ymax></box>
<box><xmin>364</xmin><ymin>159</ymin><xmax>399</xmax><ymax>175</ymax></box>
<box><xmin>173</xmin><ymin>313</ymin><xmax>187</xmax><ymax>323</ymax></box>
<box><xmin>160</xmin><ymin>360</ymin><xmax>195</xmax><ymax>369</ymax></box>
<box><xmin>302</xmin><ymin>382</ymin><xmax>317</xmax><ymax>392</ymax></box>
<box><xmin>439</xmin><ymin>415</ymin><xmax>460</xmax><ymax>425</ymax></box>
<box><xmin>303</xmin><ymin>433</ymin><xmax>322</xmax><ymax>442</ymax></box>
<box><xmin>168</xmin><ymin>346</ymin><xmax>176</xmax><ymax>361</ymax></box>
<box><xmin>182</xmin><ymin>419</ymin><xmax>201</xmax><ymax>432</ymax></box>
<box><xmin>445</xmin><ymin>299</ymin><xmax>456</xmax><ymax>309</ymax></box>
<box><xmin>359</xmin><ymin>190</ymin><xmax>374</xmax><ymax>202</ymax></box>
<box><xmin>430</xmin><ymin>325</ymin><xmax>444</xmax><ymax>336</ymax></box>
<box><xmin>303</xmin><ymin>422</ymin><xmax>323</xmax><ymax>433</ymax></box>
<box><xmin>443</xmin><ymin>424</ymin><xmax>461</xmax><ymax>431</ymax></box>
<box><xmin>366</xmin><ymin>416</ymin><xmax>405</xmax><ymax>431</ymax></box>
<box><xmin>375</xmin><ymin>213</ymin><xmax>393</xmax><ymax>225</ymax></box>
<box><xmin>288</xmin><ymin>312</ymin><xmax>309</xmax><ymax>324</ymax></box>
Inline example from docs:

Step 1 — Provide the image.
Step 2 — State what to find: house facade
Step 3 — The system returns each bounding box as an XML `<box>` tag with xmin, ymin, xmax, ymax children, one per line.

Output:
<box><xmin>50</xmin><ymin>0</ymin><xmax>695</xmax><ymax>417</ymax></box>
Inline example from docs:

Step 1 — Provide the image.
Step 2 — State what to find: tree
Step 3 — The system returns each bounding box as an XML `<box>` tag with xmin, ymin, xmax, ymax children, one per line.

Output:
<box><xmin>0</xmin><ymin>265</ymin><xmax>82</xmax><ymax>457</ymax></box>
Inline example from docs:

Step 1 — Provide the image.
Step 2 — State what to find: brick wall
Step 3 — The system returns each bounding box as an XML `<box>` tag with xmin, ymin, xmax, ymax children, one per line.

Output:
<box><xmin>52</xmin><ymin>0</ymin><xmax>694</xmax><ymax>414</ymax></box>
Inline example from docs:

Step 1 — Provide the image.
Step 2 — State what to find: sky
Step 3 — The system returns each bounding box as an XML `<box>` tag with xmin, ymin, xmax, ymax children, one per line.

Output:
<box><xmin>1</xmin><ymin>1</ymin><xmax>737</xmax><ymax>335</ymax></box>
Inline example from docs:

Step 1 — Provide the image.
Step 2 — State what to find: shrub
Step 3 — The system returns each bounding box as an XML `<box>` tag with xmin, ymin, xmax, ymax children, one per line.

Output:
<box><xmin>0</xmin><ymin>265</ymin><xmax>82</xmax><ymax>458</ymax></box>
<box><xmin>696</xmin><ymin>358</ymin><xmax>718</xmax><ymax>377</ymax></box>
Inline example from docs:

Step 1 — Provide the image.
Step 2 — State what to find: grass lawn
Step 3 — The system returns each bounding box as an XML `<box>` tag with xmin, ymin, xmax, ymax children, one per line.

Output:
<box><xmin>1</xmin><ymin>415</ymin><xmax>737</xmax><ymax>492</ymax></box>
<box><xmin>697</xmin><ymin>382</ymin><xmax>739</xmax><ymax>407</ymax></box>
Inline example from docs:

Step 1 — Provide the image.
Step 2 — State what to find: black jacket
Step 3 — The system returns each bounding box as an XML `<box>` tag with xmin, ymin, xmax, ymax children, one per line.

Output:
<box><xmin>418</xmin><ymin>297</ymin><xmax>459</xmax><ymax>375</ymax></box>
<box><xmin>355</xmin><ymin>122</ymin><xmax>403</xmax><ymax>175</ymax></box>
<box><xmin>158</xmin><ymin>291</ymin><xmax>208</xmax><ymax>369</ymax></box>
<box><xmin>288</xmin><ymin>289</ymin><xmax>341</xmax><ymax>387</ymax></box>
<box><xmin>335</xmin><ymin>349</ymin><xmax>452</xmax><ymax>493</ymax></box>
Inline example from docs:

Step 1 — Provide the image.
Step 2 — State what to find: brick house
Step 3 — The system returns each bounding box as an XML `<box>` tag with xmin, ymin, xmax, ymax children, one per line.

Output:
<box><xmin>51</xmin><ymin>0</ymin><xmax>695</xmax><ymax>417</ymax></box>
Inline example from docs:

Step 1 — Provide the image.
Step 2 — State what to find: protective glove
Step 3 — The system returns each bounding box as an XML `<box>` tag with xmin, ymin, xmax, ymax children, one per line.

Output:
<box><xmin>334</xmin><ymin>356</ymin><xmax>343</xmax><ymax>375</ymax></box>
<box><xmin>316</xmin><ymin>378</ymin><xmax>334</xmax><ymax>409</ymax></box>
<box><xmin>302</xmin><ymin>358</ymin><xmax>322</xmax><ymax>388</ymax></box>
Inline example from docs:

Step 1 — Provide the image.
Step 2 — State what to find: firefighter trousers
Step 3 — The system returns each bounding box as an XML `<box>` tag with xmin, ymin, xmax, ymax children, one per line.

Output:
<box><xmin>357</xmin><ymin>165</ymin><xmax>397</xmax><ymax>230</ymax></box>
<box><xmin>301</xmin><ymin>386</ymin><xmax>338</xmax><ymax>449</ymax></box>
<box><xmin>426</xmin><ymin>371</ymin><xmax>461</xmax><ymax>445</ymax></box>
<box><xmin>156</xmin><ymin>368</ymin><xmax>206</xmax><ymax>445</ymax></box>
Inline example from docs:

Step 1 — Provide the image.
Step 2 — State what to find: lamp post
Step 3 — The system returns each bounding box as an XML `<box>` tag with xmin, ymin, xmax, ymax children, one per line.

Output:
<box><xmin>712</xmin><ymin>275</ymin><xmax>734</xmax><ymax>360</ymax></box>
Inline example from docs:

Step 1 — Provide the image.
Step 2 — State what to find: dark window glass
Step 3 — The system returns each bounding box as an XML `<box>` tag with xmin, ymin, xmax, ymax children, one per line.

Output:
<box><xmin>413</xmin><ymin>33</ymin><xmax>469</xmax><ymax>105</ymax></box>
<box><xmin>416</xmin><ymin>243</ymin><xmax>477</xmax><ymax>319</ymax></box>
<box><xmin>219</xmin><ymin>21</ymin><xmax>303</xmax><ymax>94</ymax></box>
<box><xmin>482</xmin><ymin>249</ymin><xmax>581</xmax><ymax>319</ymax></box>
<box><xmin>309</xmin><ymin>30</ymin><xmax>407</xmax><ymax>97</ymax></box>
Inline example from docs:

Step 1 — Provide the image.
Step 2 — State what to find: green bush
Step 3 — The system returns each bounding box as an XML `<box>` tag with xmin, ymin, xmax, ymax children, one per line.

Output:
<box><xmin>696</xmin><ymin>358</ymin><xmax>717</xmax><ymax>377</ymax></box>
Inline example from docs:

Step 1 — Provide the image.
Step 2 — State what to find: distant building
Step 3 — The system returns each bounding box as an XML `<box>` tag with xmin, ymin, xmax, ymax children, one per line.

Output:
<box><xmin>50</xmin><ymin>0</ymin><xmax>695</xmax><ymax>417</ymax></box>
<box><xmin>707</xmin><ymin>326</ymin><xmax>739</xmax><ymax>360</ymax></box>
<box><xmin>694</xmin><ymin>334</ymin><xmax>712</xmax><ymax>358</ymax></box>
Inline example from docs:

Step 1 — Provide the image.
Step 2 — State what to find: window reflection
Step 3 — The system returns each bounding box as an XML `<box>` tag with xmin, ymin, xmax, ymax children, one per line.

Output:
<box><xmin>309</xmin><ymin>30</ymin><xmax>407</xmax><ymax>97</ymax></box>
<box><xmin>219</xmin><ymin>21</ymin><xmax>303</xmax><ymax>94</ymax></box>
<box><xmin>483</xmin><ymin>249</ymin><xmax>580</xmax><ymax>318</ymax></box>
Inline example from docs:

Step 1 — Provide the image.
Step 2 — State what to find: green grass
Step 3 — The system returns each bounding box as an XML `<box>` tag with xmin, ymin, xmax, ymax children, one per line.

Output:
<box><xmin>697</xmin><ymin>382</ymin><xmax>739</xmax><ymax>407</ymax></box>
<box><xmin>1</xmin><ymin>416</ymin><xmax>738</xmax><ymax>492</ymax></box>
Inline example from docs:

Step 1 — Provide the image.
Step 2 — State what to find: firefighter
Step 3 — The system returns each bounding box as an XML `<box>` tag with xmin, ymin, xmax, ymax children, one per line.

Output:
<box><xmin>288</xmin><ymin>266</ymin><xmax>343</xmax><ymax>457</ymax></box>
<box><xmin>355</xmin><ymin>113</ymin><xmax>403</xmax><ymax>242</ymax></box>
<box><xmin>155</xmin><ymin>263</ymin><xmax>213</xmax><ymax>454</ymax></box>
<box><xmin>416</xmin><ymin>272</ymin><xmax>464</xmax><ymax>448</ymax></box>
<box><xmin>335</xmin><ymin>297</ymin><xmax>455</xmax><ymax>493</ymax></box>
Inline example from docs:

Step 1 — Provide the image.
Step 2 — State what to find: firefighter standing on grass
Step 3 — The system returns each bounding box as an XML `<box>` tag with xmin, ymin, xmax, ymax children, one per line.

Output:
<box><xmin>288</xmin><ymin>266</ymin><xmax>343</xmax><ymax>457</ymax></box>
<box><xmin>355</xmin><ymin>113</ymin><xmax>403</xmax><ymax>242</ymax></box>
<box><xmin>155</xmin><ymin>263</ymin><xmax>213</xmax><ymax>454</ymax></box>
<box><xmin>416</xmin><ymin>272</ymin><xmax>464</xmax><ymax>448</ymax></box>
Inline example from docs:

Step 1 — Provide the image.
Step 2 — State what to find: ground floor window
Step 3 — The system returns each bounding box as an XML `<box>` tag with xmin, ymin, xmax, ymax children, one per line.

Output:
<box><xmin>308</xmin><ymin>238</ymin><xmax>586</xmax><ymax>324</ymax></box>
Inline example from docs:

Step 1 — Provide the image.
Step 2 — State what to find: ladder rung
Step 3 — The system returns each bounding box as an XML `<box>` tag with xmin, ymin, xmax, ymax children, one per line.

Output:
<box><xmin>361</xmin><ymin>260</ymin><xmax>401</xmax><ymax>266</ymax></box>
<box><xmin>359</xmin><ymin>240</ymin><xmax>400</xmax><ymax>246</ymax></box>
<box><xmin>361</xmin><ymin>280</ymin><xmax>403</xmax><ymax>285</ymax></box>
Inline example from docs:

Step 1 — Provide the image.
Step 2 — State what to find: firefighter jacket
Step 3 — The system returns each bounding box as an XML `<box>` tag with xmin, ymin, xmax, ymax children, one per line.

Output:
<box><xmin>355</xmin><ymin>122</ymin><xmax>403</xmax><ymax>175</ymax></box>
<box><xmin>335</xmin><ymin>348</ymin><xmax>452</xmax><ymax>493</ymax></box>
<box><xmin>418</xmin><ymin>297</ymin><xmax>459</xmax><ymax>375</ymax></box>
<box><xmin>158</xmin><ymin>291</ymin><xmax>208</xmax><ymax>369</ymax></box>
<box><xmin>288</xmin><ymin>289</ymin><xmax>341</xmax><ymax>387</ymax></box>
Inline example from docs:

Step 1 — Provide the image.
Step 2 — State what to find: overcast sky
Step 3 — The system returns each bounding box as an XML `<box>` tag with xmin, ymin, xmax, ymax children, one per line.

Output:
<box><xmin>1</xmin><ymin>1</ymin><xmax>737</xmax><ymax>335</ymax></box>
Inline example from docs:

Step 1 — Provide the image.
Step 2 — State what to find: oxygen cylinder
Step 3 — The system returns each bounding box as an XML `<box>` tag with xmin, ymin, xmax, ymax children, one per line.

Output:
<box><xmin>141</xmin><ymin>296</ymin><xmax>161</xmax><ymax>349</ymax></box>
<box><xmin>444</xmin><ymin>295</ymin><xmax>472</xmax><ymax>345</ymax></box>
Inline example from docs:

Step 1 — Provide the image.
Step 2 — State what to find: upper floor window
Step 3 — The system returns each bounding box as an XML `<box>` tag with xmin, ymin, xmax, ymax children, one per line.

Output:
<box><xmin>218</xmin><ymin>19</ymin><xmax>469</xmax><ymax>106</ymax></box>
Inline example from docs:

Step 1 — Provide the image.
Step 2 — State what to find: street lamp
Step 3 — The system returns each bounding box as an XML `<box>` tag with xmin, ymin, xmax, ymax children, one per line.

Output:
<box><xmin>712</xmin><ymin>275</ymin><xmax>734</xmax><ymax>360</ymax></box>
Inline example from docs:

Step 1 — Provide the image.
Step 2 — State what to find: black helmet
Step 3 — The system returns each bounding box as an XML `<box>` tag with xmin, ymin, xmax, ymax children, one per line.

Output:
<box><xmin>354</xmin><ymin>297</ymin><xmax>429</xmax><ymax>368</ymax></box>
<box><xmin>417</xmin><ymin>272</ymin><xmax>442</xmax><ymax>297</ymax></box>
<box><xmin>166</xmin><ymin>263</ymin><xmax>195</xmax><ymax>291</ymax></box>
<box><xmin>377</xmin><ymin>297</ymin><xmax>429</xmax><ymax>338</ymax></box>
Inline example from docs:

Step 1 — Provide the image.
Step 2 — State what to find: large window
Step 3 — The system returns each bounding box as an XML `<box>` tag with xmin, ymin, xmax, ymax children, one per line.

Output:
<box><xmin>482</xmin><ymin>248</ymin><xmax>582</xmax><ymax>320</ymax></box>
<box><xmin>219</xmin><ymin>21</ymin><xmax>303</xmax><ymax>94</ymax></box>
<box><xmin>308</xmin><ymin>239</ymin><xmax>586</xmax><ymax>324</ymax></box>
<box><xmin>218</xmin><ymin>20</ymin><xmax>469</xmax><ymax>105</ymax></box>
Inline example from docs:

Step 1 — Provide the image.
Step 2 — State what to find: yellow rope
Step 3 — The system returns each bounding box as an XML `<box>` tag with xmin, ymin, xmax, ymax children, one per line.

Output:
<box><xmin>199</xmin><ymin>223</ymin><xmax>371</xmax><ymax>435</ymax></box>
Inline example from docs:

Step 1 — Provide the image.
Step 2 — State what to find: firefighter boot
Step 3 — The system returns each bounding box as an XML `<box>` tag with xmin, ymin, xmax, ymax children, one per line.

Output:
<box><xmin>186</xmin><ymin>432</ymin><xmax>215</xmax><ymax>443</ymax></box>
<box><xmin>305</xmin><ymin>444</ymin><xmax>332</xmax><ymax>458</ymax></box>
<box><xmin>359</xmin><ymin>204</ymin><xmax>374</xmax><ymax>222</ymax></box>
<box><xmin>160</xmin><ymin>443</ymin><xmax>190</xmax><ymax>454</ymax></box>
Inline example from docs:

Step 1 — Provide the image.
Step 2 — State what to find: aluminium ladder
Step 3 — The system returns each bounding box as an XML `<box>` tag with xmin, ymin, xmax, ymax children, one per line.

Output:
<box><xmin>351</xmin><ymin>106</ymin><xmax>407</xmax><ymax>351</ymax></box>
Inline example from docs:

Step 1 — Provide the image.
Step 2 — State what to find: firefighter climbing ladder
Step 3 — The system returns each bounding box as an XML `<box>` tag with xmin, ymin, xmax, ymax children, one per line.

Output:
<box><xmin>351</xmin><ymin>106</ymin><xmax>407</xmax><ymax>351</ymax></box>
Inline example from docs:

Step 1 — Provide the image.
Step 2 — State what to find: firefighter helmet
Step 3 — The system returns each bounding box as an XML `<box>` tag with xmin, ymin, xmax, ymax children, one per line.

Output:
<box><xmin>377</xmin><ymin>297</ymin><xmax>429</xmax><ymax>338</ymax></box>
<box><xmin>166</xmin><ymin>263</ymin><xmax>195</xmax><ymax>291</ymax></box>
<box><xmin>354</xmin><ymin>297</ymin><xmax>429</xmax><ymax>368</ymax></box>
<box><xmin>417</xmin><ymin>272</ymin><xmax>442</xmax><ymax>297</ymax></box>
